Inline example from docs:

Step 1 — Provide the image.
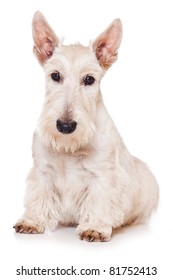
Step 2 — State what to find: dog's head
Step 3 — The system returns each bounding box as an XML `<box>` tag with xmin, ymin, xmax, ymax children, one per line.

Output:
<box><xmin>32</xmin><ymin>11</ymin><xmax>122</xmax><ymax>154</ymax></box>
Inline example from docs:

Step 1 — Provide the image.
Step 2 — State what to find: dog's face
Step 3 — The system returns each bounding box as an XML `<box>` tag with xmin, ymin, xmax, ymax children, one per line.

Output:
<box><xmin>32</xmin><ymin>12</ymin><xmax>122</xmax><ymax>154</ymax></box>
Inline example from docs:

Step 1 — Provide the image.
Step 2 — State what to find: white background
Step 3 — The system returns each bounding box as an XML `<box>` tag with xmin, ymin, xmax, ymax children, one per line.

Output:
<box><xmin>0</xmin><ymin>0</ymin><xmax>173</xmax><ymax>279</ymax></box>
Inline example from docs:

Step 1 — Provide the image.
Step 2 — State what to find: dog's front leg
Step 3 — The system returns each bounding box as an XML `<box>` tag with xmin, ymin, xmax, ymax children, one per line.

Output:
<box><xmin>76</xmin><ymin>180</ymin><xmax>121</xmax><ymax>242</ymax></box>
<box><xmin>14</xmin><ymin>167</ymin><xmax>61</xmax><ymax>234</ymax></box>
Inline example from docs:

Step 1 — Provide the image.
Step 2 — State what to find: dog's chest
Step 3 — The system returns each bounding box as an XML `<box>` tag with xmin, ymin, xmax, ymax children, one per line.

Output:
<box><xmin>52</xmin><ymin>156</ymin><xmax>87</xmax><ymax>189</ymax></box>
<box><xmin>48</xmin><ymin>155</ymin><xmax>93</xmax><ymax>222</ymax></box>
<box><xmin>40</xmin><ymin>145</ymin><xmax>116</xmax><ymax>223</ymax></box>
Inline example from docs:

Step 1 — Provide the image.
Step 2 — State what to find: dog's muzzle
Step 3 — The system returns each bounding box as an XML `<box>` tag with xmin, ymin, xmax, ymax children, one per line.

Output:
<box><xmin>56</xmin><ymin>119</ymin><xmax>77</xmax><ymax>134</ymax></box>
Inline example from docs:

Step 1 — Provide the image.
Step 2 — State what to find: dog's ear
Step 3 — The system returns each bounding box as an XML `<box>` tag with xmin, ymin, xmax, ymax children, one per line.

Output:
<box><xmin>92</xmin><ymin>19</ymin><xmax>122</xmax><ymax>70</ymax></box>
<box><xmin>32</xmin><ymin>11</ymin><xmax>59</xmax><ymax>65</ymax></box>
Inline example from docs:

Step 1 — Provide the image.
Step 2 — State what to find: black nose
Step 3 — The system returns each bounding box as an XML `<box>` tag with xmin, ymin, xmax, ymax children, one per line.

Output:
<box><xmin>56</xmin><ymin>120</ymin><xmax>77</xmax><ymax>134</ymax></box>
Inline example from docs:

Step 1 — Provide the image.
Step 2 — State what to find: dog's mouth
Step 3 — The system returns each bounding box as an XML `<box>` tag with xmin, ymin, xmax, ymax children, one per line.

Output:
<box><xmin>56</xmin><ymin>119</ymin><xmax>77</xmax><ymax>134</ymax></box>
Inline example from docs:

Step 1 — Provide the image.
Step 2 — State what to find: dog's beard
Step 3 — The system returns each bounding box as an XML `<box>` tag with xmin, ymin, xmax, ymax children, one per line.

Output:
<box><xmin>37</xmin><ymin>118</ymin><xmax>96</xmax><ymax>156</ymax></box>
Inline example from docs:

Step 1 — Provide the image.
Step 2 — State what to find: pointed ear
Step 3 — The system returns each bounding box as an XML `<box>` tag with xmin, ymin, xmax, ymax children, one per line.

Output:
<box><xmin>32</xmin><ymin>11</ymin><xmax>59</xmax><ymax>65</ymax></box>
<box><xmin>92</xmin><ymin>19</ymin><xmax>122</xmax><ymax>70</ymax></box>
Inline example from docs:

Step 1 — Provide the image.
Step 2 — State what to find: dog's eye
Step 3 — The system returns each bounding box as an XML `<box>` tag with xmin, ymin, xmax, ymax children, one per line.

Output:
<box><xmin>51</xmin><ymin>72</ymin><xmax>61</xmax><ymax>82</ymax></box>
<box><xmin>83</xmin><ymin>75</ymin><xmax>95</xmax><ymax>86</ymax></box>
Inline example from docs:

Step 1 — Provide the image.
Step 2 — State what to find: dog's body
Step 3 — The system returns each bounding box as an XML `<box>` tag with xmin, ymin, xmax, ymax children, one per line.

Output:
<box><xmin>14</xmin><ymin>12</ymin><xmax>159</xmax><ymax>241</ymax></box>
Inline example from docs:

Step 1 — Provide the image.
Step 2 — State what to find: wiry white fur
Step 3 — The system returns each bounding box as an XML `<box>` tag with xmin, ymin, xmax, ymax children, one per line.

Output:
<box><xmin>14</xmin><ymin>12</ymin><xmax>159</xmax><ymax>242</ymax></box>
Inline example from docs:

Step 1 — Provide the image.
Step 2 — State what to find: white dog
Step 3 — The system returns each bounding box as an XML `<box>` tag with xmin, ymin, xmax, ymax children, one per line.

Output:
<box><xmin>14</xmin><ymin>11</ymin><xmax>159</xmax><ymax>241</ymax></box>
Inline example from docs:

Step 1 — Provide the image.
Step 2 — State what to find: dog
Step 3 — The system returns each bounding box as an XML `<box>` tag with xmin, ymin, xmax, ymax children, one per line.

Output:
<box><xmin>14</xmin><ymin>11</ymin><xmax>159</xmax><ymax>242</ymax></box>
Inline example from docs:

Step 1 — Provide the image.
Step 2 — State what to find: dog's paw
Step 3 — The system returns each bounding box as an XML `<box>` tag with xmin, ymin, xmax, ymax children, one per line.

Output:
<box><xmin>13</xmin><ymin>221</ymin><xmax>44</xmax><ymax>234</ymax></box>
<box><xmin>76</xmin><ymin>222</ymin><xmax>112</xmax><ymax>242</ymax></box>
<box><xmin>79</xmin><ymin>230</ymin><xmax>111</xmax><ymax>242</ymax></box>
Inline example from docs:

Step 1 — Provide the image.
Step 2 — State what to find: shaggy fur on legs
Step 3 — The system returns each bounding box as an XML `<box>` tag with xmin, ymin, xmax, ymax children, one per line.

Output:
<box><xmin>14</xmin><ymin>11</ymin><xmax>159</xmax><ymax>242</ymax></box>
